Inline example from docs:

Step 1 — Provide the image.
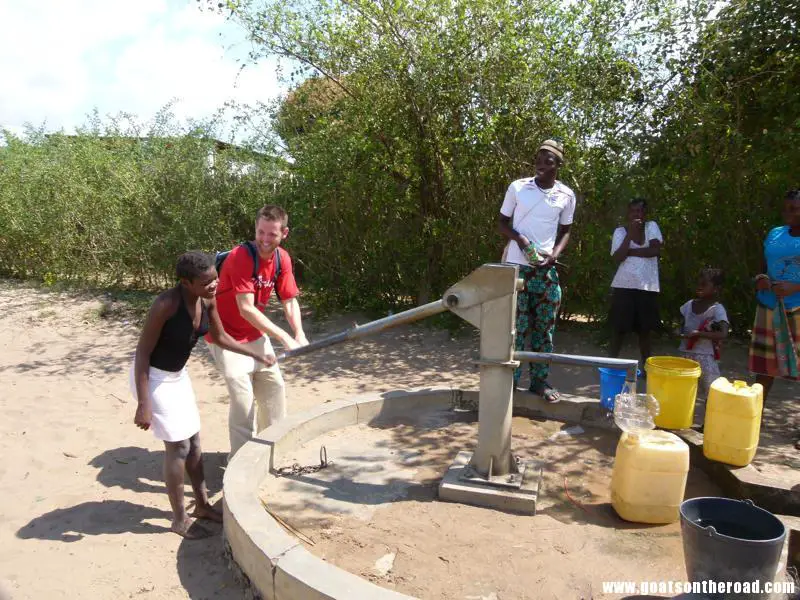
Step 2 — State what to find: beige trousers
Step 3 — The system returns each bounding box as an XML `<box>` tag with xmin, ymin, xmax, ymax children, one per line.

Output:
<box><xmin>208</xmin><ymin>336</ymin><xmax>286</xmax><ymax>458</ymax></box>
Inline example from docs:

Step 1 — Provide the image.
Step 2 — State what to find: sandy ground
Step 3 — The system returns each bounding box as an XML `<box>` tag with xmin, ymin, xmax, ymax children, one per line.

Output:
<box><xmin>0</xmin><ymin>279</ymin><xmax>797</xmax><ymax>599</ymax></box>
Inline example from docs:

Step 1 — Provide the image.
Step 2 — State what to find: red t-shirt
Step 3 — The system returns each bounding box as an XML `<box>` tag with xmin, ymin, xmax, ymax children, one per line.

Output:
<box><xmin>208</xmin><ymin>245</ymin><xmax>300</xmax><ymax>343</ymax></box>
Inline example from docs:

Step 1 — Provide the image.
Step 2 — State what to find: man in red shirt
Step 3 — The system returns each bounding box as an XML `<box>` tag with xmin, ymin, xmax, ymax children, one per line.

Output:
<box><xmin>207</xmin><ymin>205</ymin><xmax>309</xmax><ymax>457</ymax></box>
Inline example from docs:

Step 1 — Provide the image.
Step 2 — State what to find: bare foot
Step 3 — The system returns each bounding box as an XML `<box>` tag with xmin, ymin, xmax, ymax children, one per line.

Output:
<box><xmin>191</xmin><ymin>503</ymin><xmax>223</xmax><ymax>523</ymax></box>
<box><xmin>171</xmin><ymin>517</ymin><xmax>212</xmax><ymax>539</ymax></box>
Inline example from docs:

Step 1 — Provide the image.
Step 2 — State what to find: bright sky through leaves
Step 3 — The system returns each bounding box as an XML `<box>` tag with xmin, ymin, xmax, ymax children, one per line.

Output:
<box><xmin>0</xmin><ymin>0</ymin><xmax>284</xmax><ymax>137</ymax></box>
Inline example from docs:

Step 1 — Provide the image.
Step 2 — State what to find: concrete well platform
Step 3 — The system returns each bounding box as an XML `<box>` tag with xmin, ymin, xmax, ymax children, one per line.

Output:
<box><xmin>222</xmin><ymin>388</ymin><xmax>763</xmax><ymax>600</ymax></box>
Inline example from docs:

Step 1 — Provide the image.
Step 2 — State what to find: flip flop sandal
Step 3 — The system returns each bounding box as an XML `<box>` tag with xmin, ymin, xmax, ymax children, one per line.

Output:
<box><xmin>531</xmin><ymin>381</ymin><xmax>561</xmax><ymax>404</ymax></box>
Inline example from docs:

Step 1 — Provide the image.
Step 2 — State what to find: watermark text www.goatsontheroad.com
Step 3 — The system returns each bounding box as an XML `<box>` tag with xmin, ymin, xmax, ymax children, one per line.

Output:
<box><xmin>601</xmin><ymin>579</ymin><xmax>796</xmax><ymax>596</ymax></box>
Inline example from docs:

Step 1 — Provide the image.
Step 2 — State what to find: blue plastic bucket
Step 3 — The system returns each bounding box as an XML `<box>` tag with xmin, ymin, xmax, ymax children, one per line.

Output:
<box><xmin>599</xmin><ymin>368</ymin><xmax>627</xmax><ymax>410</ymax></box>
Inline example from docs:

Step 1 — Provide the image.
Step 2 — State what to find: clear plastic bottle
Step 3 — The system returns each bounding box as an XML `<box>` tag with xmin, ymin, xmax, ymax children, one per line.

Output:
<box><xmin>612</xmin><ymin>384</ymin><xmax>660</xmax><ymax>437</ymax></box>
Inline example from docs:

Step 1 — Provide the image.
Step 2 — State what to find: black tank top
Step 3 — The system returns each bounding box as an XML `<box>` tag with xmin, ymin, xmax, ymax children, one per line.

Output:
<box><xmin>149</xmin><ymin>290</ymin><xmax>210</xmax><ymax>372</ymax></box>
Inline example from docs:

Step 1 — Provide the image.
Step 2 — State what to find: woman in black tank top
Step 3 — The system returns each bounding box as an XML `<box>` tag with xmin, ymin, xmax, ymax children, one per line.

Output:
<box><xmin>132</xmin><ymin>252</ymin><xmax>277</xmax><ymax>539</ymax></box>
<box><xmin>147</xmin><ymin>288</ymin><xmax>210</xmax><ymax>372</ymax></box>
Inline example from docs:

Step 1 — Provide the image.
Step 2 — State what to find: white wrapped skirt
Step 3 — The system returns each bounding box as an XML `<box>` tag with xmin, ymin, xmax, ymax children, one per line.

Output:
<box><xmin>129</xmin><ymin>364</ymin><xmax>201</xmax><ymax>442</ymax></box>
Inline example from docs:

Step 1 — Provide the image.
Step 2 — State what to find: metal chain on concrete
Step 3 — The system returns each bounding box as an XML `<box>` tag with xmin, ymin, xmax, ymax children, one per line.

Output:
<box><xmin>275</xmin><ymin>446</ymin><xmax>331</xmax><ymax>477</ymax></box>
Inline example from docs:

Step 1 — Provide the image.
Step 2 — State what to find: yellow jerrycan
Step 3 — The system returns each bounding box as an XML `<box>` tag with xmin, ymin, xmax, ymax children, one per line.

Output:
<box><xmin>610</xmin><ymin>390</ymin><xmax>690</xmax><ymax>524</ymax></box>
<box><xmin>611</xmin><ymin>430</ymin><xmax>690</xmax><ymax>524</ymax></box>
<box><xmin>703</xmin><ymin>378</ymin><xmax>763</xmax><ymax>467</ymax></box>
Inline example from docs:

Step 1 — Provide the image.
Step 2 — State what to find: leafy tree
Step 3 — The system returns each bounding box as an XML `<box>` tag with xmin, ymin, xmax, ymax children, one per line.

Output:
<box><xmin>217</xmin><ymin>0</ymin><xmax>708</xmax><ymax>313</ymax></box>
<box><xmin>633</xmin><ymin>0</ymin><xmax>800</xmax><ymax>328</ymax></box>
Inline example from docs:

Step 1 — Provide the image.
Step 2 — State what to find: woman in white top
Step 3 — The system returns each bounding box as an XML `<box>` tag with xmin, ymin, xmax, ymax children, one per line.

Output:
<box><xmin>608</xmin><ymin>198</ymin><xmax>663</xmax><ymax>370</ymax></box>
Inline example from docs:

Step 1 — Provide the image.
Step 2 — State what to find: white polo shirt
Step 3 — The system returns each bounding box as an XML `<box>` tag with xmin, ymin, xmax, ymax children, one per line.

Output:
<box><xmin>500</xmin><ymin>178</ymin><xmax>576</xmax><ymax>266</ymax></box>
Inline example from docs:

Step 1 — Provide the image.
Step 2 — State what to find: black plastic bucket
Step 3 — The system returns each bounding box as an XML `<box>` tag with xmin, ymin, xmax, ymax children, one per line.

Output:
<box><xmin>680</xmin><ymin>497</ymin><xmax>786</xmax><ymax>598</ymax></box>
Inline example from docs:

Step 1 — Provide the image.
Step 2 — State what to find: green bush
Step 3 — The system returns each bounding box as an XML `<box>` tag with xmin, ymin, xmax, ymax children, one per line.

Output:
<box><xmin>0</xmin><ymin>117</ymin><xmax>286</xmax><ymax>289</ymax></box>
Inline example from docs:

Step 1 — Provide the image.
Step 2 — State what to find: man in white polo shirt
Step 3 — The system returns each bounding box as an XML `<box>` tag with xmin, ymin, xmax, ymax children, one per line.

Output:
<box><xmin>498</xmin><ymin>139</ymin><xmax>576</xmax><ymax>403</ymax></box>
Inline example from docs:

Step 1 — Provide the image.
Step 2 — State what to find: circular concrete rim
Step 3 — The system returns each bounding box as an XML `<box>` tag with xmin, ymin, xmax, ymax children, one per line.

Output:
<box><xmin>222</xmin><ymin>387</ymin><xmax>610</xmax><ymax>600</ymax></box>
<box><xmin>222</xmin><ymin>388</ymin><xmax>467</xmax><ymax>600</ymax></box>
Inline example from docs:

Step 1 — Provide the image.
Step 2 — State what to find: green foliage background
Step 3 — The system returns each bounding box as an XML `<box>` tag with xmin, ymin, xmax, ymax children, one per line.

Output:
<box><xmin>0</xmin><ymin>110</ymin><xmax>286</xmax><ymax>288</ymax></box>
<box><xmin>1</xmin><ymin>0</ymin><xmax>798</xmax><ymax>334</ymax></box>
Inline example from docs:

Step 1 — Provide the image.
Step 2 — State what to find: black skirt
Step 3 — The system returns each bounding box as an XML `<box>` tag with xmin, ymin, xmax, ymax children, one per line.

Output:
<box><xmin>609</xmin><ymin>287</ymin><xmax>661</xmax><ymax>333</ymax></box>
